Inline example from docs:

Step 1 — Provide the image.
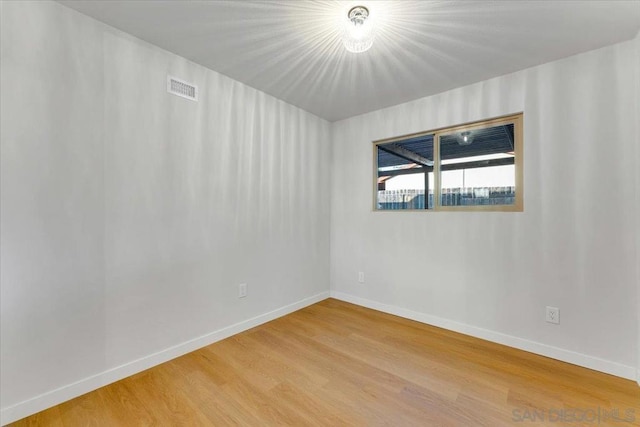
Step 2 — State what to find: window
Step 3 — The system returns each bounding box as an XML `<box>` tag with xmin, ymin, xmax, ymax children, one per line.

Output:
<box><xmin>374</xmin><ymin>113</ymin><xmax>523</xmax><ymax>211</ymax></box>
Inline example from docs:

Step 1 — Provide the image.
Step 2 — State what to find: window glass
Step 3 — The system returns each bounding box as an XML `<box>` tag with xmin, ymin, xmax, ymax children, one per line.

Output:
<box><xmin>376</xmin><ymin>134</ymin><xmax>435</xmax><ymax>210</ymax></box>
<box><xmin>439</xmin><ymin>123</ymin><xmax>516</xmax><ymax>207</ymax></box>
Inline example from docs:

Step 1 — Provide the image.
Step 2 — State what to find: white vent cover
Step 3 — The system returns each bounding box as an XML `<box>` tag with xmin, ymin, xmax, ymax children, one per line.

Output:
<box><xmin>167</xmin><ymin>76</ymin><xmax>198</xmax><ymax>101</ymax></box>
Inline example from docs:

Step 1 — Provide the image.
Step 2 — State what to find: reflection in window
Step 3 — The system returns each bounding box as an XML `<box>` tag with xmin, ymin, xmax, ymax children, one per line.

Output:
<box><xmin>439</xmin><ymin>124</ymin><xmax>515</xmax><ymax>206</ymax></box>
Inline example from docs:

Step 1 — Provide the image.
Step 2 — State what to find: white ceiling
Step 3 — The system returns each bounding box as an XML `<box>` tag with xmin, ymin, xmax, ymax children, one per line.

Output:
<box><xmin>58</xmin><ymin>0</ymin><xmax>640</xmax><ymax>122</ymax></box>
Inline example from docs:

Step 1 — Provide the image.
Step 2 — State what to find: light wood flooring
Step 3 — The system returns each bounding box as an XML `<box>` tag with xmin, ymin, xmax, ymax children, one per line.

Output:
<box><xmin>10</xmin><ymin>298</ymin><xmax>640</xmax><ymax>426</ymax></box>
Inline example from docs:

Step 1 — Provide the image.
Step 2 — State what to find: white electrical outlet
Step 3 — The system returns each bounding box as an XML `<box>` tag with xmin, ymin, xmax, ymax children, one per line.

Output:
<box><xmin>358</xmin><ymin>272</ymin><xmax>365</xmax><ymax>283</ymax></box>
<box><xmin>238</xmin><ymin>283</ymin><xmax>247</xmax><ymax>298</ymax></box>
<box><xmin>545</xmin><ymin>306</ymin><xmax>559</xmax><ymax>324</ymax></box>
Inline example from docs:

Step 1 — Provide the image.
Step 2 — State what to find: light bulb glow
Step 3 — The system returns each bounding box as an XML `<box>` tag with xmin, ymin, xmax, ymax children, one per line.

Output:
<box><xmin>459</xmin><ymin>131</ymin><xmax>473</xmax><ymax>146</ymax></box>
<box><xmin>342</xmin><ymin>6</ymin><xmax>375</xmax><ymax>53</ymax></box>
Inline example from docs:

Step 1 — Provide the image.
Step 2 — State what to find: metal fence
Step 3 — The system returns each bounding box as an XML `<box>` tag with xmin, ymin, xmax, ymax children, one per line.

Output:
<box><xmin>377</xmin><ymin>187</ymin><xmax>515</xmax><ymax>210</ymax></box>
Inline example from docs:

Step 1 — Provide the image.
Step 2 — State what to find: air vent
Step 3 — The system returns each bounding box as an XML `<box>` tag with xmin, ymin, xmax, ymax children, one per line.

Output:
<box><xmin>167</xmin><ymin>76</ymin><xmax>198</xmax><ymax>101</ymax></box>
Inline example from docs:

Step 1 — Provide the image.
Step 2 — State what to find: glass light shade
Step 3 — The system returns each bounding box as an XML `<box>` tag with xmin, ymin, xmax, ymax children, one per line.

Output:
<box><xmin>342</xmin><ymin>6</ymin><xmax>375</xmax><ymax>53</ymax></box>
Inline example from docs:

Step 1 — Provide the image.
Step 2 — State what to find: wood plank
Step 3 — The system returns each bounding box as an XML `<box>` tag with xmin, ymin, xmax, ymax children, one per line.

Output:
<box><xmin>10</xmin><ymin>298</ymin><xmax>640</xmax><ymax>426</ymax></box>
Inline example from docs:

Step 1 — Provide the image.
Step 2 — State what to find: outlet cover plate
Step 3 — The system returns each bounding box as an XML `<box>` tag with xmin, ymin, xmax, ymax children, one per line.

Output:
<box><xmin>545</xmin><ymin>306</ymin><xmax>559</xmax><ymax>324</ymax></box>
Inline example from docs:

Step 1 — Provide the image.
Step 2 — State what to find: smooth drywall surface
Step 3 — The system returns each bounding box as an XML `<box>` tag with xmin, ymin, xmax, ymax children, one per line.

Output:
<box><xmin>1</xmin><ymin>0</ymin><xmax>330</xmax><ymax>416</ymax></box>
<box><xmin>330</xmin><ymin>40</ymin><xmax>638</xmax><ymax>373</ymax></box>
<box><xmin>636</xmin><ymin>29</ymin><xmax>640</xmax><ymax>384</ymax></box>
<box><xmin>1</xmin><ymin>0</ymin><xmax>107</xmax><ymax>414</ymax></box>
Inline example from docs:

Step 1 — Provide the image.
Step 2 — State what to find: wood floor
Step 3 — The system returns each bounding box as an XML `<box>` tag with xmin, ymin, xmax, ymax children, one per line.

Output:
<box><xmin>11</xmin><ymin>298</ymin><xmax>640</xmax><ymax>426</ymax></box>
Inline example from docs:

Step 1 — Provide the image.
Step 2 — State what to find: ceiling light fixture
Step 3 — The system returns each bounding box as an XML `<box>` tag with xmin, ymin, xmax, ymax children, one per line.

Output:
<box><xmin>342</xmin><ymin>6</ymin><xmax>374</xmax><ymax>53</ymax></box>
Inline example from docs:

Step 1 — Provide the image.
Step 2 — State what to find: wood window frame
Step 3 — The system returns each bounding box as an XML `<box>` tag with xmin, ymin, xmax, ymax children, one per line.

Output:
<box><xmin>373</xmin><ymin>113</ymin><xmax>523</xmax><ymax>212</ymax></box>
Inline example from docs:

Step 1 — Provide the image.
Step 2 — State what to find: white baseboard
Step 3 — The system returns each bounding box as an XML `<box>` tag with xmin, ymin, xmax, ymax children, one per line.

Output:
<box><xmin>1</xmin><ymin>291</ymin><xmax>330</xmax><ymax>426</ymax></box>
<box><xmin>330</xmin><ymin>291</ymin><xmax>638</xmax><ymax>382</ymax></box>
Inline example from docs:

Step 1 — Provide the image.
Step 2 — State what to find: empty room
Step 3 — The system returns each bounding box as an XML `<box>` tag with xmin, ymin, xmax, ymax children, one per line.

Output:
<box><xmin>1</xmin><ymin>0</ymin><xmax>639</xmax><ymax>425</ymax></box>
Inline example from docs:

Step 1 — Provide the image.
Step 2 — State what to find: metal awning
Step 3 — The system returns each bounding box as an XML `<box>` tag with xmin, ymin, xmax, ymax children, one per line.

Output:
<box><xmin>377</xmin><ymin>124</ymin><xmax>514</xmax><ymax>169</ymax></box>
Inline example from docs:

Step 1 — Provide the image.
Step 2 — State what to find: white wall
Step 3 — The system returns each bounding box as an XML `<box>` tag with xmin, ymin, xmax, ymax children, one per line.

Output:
<box><xmin>331</xmin><ymin>40</ymin><xmax>638</xmax><ymax>378</ymax></box>
<box><xmin>0</xmin><ymin>1</ymin><xmax>330</xmax><ymax>422</ymax></box>
<box><xmin>635</xmin><ymin>29</ymin><xmax>640</xmax><ymax>385</ymax></box>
